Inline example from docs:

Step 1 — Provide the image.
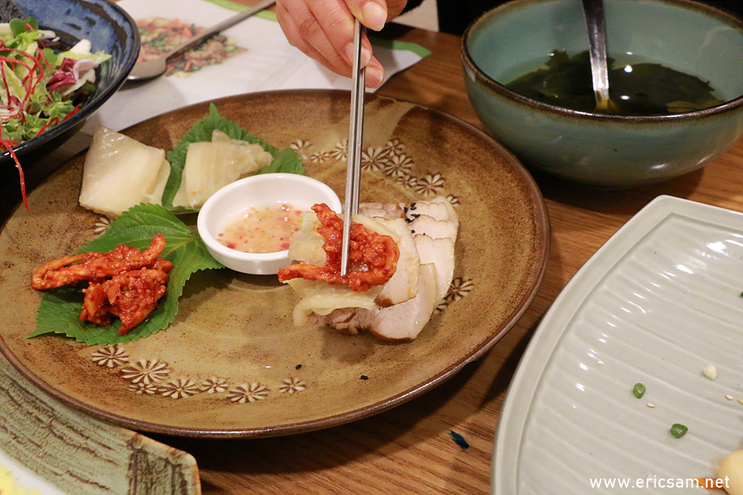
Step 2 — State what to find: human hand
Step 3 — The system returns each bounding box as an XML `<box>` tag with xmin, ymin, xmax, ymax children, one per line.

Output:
<box><xmin>276</xmin><ymin>0</ymin><xmax>408</xmax><ymax>88</ymax></box>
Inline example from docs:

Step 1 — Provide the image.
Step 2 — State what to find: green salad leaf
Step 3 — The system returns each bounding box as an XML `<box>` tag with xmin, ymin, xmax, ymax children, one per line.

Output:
<box><xmin>29</xmin><ymin>203</ymin><xmax>224</xmax><ymax>345</ymax></box>
<box><xmin>9</xmin><ymin>17</ymin><xmax>39</xmax><ymax>35</ymax></box>
<box><xmin>0</xmin><ymin>16</ymin><xmax>111</xmax><ymax>143</ymax></box>
<box><xmin>162</xmin><ymin>103</ymin><xmax>305</xmax><ymax>208</ymax></box>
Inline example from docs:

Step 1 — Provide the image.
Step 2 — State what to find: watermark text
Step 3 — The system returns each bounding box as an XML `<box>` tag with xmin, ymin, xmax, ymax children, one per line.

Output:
<box><xmin>589</xmin><ymin>476</ymin><xmax>729</xmax><ymax>489</ymax></box>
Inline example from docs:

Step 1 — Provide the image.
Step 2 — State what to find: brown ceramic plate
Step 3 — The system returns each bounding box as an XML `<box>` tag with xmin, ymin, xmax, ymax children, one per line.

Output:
<box><xmin>0</xmin><ymin>90</ymin><xmax>549</xmax><ymax>438</ymax></box>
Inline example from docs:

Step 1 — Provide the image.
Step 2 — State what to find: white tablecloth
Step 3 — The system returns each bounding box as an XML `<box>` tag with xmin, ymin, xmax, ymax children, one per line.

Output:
<box><xmin>84</xmin><ymin>0</ymin><xmax>430</xmax><ymax>132</ymax></box>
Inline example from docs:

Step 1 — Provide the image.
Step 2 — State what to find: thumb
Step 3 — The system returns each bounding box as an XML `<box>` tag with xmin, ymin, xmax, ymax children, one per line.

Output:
<box><xmin>347</xmin><ymin>0</ymin><xmax>388</xmax><ymax>31</ymax></box>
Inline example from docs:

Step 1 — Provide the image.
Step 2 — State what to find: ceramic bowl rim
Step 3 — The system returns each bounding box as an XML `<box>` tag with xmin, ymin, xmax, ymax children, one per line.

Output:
<box><xmin>461</xmin><ymin>0</ymin><xmax>743</xmax><ymax>123</ymax></box>
<box><xmin>197</xmin><ymin>173</ymin><xmax>342</xmax><ymax>270</ymax></box>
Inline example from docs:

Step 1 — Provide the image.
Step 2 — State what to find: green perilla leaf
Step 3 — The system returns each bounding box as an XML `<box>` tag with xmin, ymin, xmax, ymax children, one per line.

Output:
<box><xmin>29</xmin><ymin>203</ymin><xmax>224</xmax><ymax>345</ymax></box>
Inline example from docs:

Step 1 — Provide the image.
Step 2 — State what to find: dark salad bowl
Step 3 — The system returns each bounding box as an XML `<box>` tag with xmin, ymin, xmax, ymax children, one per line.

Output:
<box><xmin>0</xmin><ymin>0</ymin><xmax>139</xmax><ymax>205</ymax></box>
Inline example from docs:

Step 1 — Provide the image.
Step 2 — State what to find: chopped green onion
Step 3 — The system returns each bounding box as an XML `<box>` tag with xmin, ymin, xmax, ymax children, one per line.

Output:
<box><xmin>632</xmin><ymin>383</ymin><xmax>646</xmax><ymax>399</ymax></box>
<box><xmin>670</xmin><ymin>423</ymin><xmax>688</xmax><ymax>438</ymax></box>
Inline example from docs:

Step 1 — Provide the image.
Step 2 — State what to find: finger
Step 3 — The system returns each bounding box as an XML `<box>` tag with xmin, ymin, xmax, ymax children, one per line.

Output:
<box><xmin>345</xmin><ymin>0</ymin><xmax>388</xmax><ymax>31</ymax></box>
<box><xmin>345</xmin><ymin>31</ymin><xmax>374</xmax><ymax>70</ymax></box>
<box><xmin>277</xmin><ymin>1</ymin><xmax>355</xmax><ymax>75</ymax></box>
<box><xmin>308</xmin><ymin>42</ymin><xmax>353</xmax><ymax>78</ymax></box>
<box><xmin>277</xmin><ymin>4</ymin><xmax>345</xmax><ymax>75</ymax></box>
<box><xmin>294</xmin><ymin>30</ymin><xmax>382</xmax><ymax>86</ymax></box>
<box><xmin>276</xmin><ymin>0</ymin><xmax>312</xmax><ymax>49</ymax></box>
<box><xmin>365</xmin><ymin>56</ymin><xmax>385</xmax><ymax>88</ymax></box>
<box><xmin>303</xmin><ymin>0</ymin><xmax>374</xmax><ymax>67</ymax></box>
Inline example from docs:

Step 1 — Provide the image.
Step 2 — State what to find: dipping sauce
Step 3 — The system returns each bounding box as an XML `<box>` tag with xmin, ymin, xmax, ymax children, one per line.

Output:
<box><xmin>505</xmin><ymin>50</ymin><xmax>723</xmax><ymax>115</ymax></box>
<box><xmin>218</xmin><ymin>203</ymin><xmax>303</xmax><ymax>253</ymax></box>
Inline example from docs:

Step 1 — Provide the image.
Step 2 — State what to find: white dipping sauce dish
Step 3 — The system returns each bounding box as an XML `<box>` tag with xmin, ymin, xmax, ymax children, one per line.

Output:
<box><xmin>197</xmin><ymin>174</ymin><xmax>342</xmax><ymax>275</ymax></box>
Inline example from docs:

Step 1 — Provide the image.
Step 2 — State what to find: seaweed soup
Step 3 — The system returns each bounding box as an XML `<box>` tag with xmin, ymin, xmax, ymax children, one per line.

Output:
<box><xmin>505</xmin><ymin>50</ymin><xmax>723</xmax><ymax>115</ymax></box>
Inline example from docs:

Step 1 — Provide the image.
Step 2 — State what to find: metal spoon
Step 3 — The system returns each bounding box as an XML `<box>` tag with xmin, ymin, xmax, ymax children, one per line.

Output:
<box><xmin>127</xmin><ymin>0</ymin><xmax>275</xmax><ymax>82</ymax></box>
<box><xmin>581</xmin><ymin>0</ymin><xmax>612</xmax><ymax>111</ymax></box>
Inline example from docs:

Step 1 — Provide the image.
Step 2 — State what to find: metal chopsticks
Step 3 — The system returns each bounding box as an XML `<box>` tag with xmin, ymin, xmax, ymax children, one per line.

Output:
<box><xmin>340</xmin><ymin>19</ymin><xmax>366</xmax><ymax>277</ymax></box>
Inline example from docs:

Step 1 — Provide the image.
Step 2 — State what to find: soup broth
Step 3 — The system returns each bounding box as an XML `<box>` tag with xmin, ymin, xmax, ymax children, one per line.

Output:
<box><xmin>504</xmin><ymin>50</ymin><xmax>723</xmax><ymax>115</ymax></box>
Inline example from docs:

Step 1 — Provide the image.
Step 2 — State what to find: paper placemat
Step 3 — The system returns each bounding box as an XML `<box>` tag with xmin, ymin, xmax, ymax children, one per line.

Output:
<box><xmin>84</xmin><ymin>0</ymin><xmax>430</xmax><ymax>132</ymax></box>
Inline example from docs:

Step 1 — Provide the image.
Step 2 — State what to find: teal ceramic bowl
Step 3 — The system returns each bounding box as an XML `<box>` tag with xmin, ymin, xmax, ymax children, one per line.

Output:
<box><xmin>462</xmin><ymin>0</ymin><xmax>743</xmax><ymax>188</ymax></box>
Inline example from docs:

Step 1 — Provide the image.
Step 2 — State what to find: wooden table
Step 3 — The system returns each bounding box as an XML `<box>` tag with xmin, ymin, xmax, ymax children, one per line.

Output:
<box><xmin>16</xmin><ymin>11</ymin><xmax>743</xmax><ymax>495</ymax></box>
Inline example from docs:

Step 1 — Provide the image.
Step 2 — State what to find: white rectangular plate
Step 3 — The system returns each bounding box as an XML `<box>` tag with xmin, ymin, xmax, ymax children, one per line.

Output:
<box><xmin>493</xmin><ymin>195</ymin><xmax>743</xmax><ymax>494</ymax></box>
